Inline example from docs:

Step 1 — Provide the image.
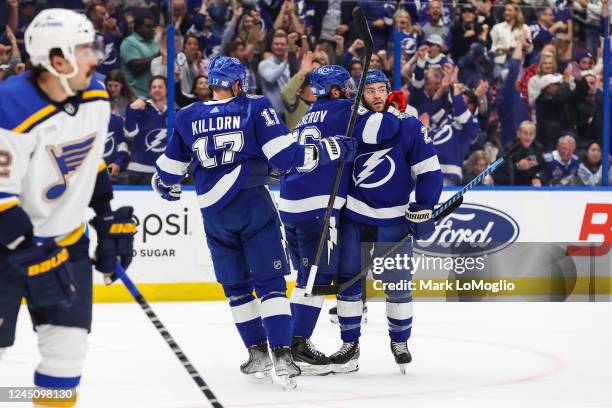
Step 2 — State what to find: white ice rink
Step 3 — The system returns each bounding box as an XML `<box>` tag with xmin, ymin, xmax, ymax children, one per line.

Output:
<box><xmin>1</xmin><ymin>301</ymin><xmax>611</xmax><ymax>408</ymax></box>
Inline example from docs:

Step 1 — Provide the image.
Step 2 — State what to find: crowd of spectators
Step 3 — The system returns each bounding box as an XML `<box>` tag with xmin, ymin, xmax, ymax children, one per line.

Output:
<box><xmin>0</xmin><ymin>0</ymin><xmax>611</xmax><ymax>186</ymax></box>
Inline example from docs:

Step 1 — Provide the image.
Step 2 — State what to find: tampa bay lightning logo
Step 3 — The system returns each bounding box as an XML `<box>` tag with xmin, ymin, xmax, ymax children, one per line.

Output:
<box><xmin>432</xmin><ymin>124</ymin><xmax>453</xmax><ymax>145</ymax></box>
<box><xmin>45</xmin><ymin>133</ymin><xmax>96</xmax><ymax>201</ymax></box>
<box><xmin>352</xmin><ymin>149</ymin><xmax>396</xmax><ymax>189</ymax></box>
<box><xmin>401</xmin><ymin>36</ymin><xmax>416</xmax><ymax>55</ymax></box>
<box><xmin>103</xmin><ymin>131</ymin><xmax>115</xmax><ymax>158</ymax></box>
<box><xmin>145</xmin><ymin>128</ymin><xmax>168</xmax><ymax>152</ymax></box>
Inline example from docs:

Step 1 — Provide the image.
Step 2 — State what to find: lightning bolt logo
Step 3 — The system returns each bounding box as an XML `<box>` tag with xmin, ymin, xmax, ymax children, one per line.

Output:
<box><xmin>145</xmin><ymin>129</ymin><xmax>168</xmax><ymax>152</ymax></box>
<box><xmin>353</xmin><ymin>148</ymin><xmax>395</xmax><ymax>189</ymax></box>
<box><xmin>327</xmin><ymin>216</ymin><xmax>337</xmax><ymax>265</ymax></box>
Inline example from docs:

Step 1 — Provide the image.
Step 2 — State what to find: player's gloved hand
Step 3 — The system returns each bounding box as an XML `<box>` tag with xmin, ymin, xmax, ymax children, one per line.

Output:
<box><xmin>90</xmin><ymin>207</ymin><xmax>136</xmax><ymax>284</ymax></box>
<box><xmin>151</xmin><ymin>173</ymin><xmax>181</xmax><ymax>201</ymax></box>
<box><xmin>405</xmin><ymin>203</ymin><xmax>435</xmax><ymax>240</ymax></box>
<box><xmin>386</xmin><ymin>90</ymin><xmax>407</xmax><ymax>113</ymax></box>
<box><xmin>317</xmin><ymin>136</ymin><xmax>358</xmax><ymax>165</ymax></box>
<box><xmin>7</xmin><ymin>240</ymin><xmax>77</xmax><ymax>308</ymax></box>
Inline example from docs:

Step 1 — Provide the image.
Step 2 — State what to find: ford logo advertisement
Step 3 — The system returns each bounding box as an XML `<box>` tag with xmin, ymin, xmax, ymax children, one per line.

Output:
<box><xmin>414</xmin><ymin>203</ymin><xmax>520</xmax><ymax>257</ymax></box>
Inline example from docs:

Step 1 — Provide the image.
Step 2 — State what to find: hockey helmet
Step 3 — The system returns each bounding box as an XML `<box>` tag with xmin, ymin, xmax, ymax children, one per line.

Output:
<box><xmin>310</xmin><ymin>65</ymin><xmax>356</xmax><ymax>97</ymax></box>
<box><xmin>25</xmin><ymin>9</ymin><xmax>97</xmax><ymax>96</ymax></box>
<box><xmin>207</xmin><ymin>56</ymin><xmax>249</xmax><ymax>94</ymax></box>
<box><xmin>364</xmin><ymin>69</ymin><xmax>391</xmax><ymax>92</ymax></box>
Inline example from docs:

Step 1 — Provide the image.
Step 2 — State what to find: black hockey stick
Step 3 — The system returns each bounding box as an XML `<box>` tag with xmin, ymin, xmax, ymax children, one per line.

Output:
<box><xmin>311</xmin><ymin>152</ymin><xmax>511</xmax><ymax>296</ymax></box>
<box><xmin>304</xmin><ymin>7</ymin><xmax>374</xmax><ymax>295</ymax></box>
<box><xmin>114</xmin><ymin>264</ymin><xmax>224</xmax><ymax>408</ymax></box>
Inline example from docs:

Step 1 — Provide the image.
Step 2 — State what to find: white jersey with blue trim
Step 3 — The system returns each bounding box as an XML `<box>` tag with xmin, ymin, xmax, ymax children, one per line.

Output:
<box><xmin>156</xmin><ymin>94</ymin><xmax>306</xmax><ymax>215</ymax></box>
<box><xmin>278</xmin><ymin>99</ymin><xmax>401</xmax><ymax>222</ymax></box>
<box><xmin>0</xmin><ymin>73</ymin><xmax>110</xmax><ymax>238</ymax></box>
<box><xmin>345</xmin><ymin>115</ymin><xmax>443</xmax><ymax>226</ymax></box>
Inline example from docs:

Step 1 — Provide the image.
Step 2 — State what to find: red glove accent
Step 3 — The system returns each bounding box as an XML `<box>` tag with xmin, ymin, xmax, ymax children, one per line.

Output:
<box><xmin>386</xmin><ymin>90</ymin><xmax>407</xmax><ymax>112</ymax></box>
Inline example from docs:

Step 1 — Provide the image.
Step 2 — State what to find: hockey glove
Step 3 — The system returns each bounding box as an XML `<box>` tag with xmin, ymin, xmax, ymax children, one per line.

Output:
<box><xmin>386</xmin><ymin>91</ymin><xmax>407</xmax><ymax>114</ymax></box>
<box><xmin>317</xmin><ymin>136</ymin><xmax>358</xmax><ymax>166</ymax></box>
<box><xmin>151</xmin><ymin>173</ymin><xmax>182</xmax><ymax>201</ymax></box>
<box><xmin>7</xmin><ymin>240</ymin><xmax>77</xmax><ymax>308</ymax></box>
<box><xmin>405</xmin><ymin>203</ymin><xmax>435</xmax><ymax>240</ymax></box>
<box><xmin>90</xmin><ymin>207</ymin><xmax>136</xmax><ymax>284</ymax></box>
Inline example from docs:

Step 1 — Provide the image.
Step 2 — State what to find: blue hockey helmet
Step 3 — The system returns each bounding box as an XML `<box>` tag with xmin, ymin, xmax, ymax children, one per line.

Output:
<box><xmin>207</xmin><ymin>56</ymin><xmax>249</xmax><ymax>94</ymax></box>
<box><xmin>310</xmin><ymin>65</ymin><xmax>356</xmax><ymax>97</ymax></box>
<box><xmin>364</xmin><ymin>69</ymin><xmax>390</xmax><ymax>92</ymax></box>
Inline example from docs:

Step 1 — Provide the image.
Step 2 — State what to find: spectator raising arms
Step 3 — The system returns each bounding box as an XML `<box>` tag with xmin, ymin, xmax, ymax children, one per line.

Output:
<box><xmin>120</xmin><ymin>15</ymin><xmax>160</xmax><ymax>99</ymax></box>
<box><xmin>124</xmin><ymin>76</ymin><xmax>169</xmax><ymax>185</ymax></box>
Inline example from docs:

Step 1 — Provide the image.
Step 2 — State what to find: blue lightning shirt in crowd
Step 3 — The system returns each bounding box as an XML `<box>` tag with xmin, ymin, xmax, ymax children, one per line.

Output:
<box><xmin>345</xmin><ymin>113</ymin><xmax>443</xmax><ymax>226</ymax></box>
<box><xmin>431</xmin><ymin>95</ymin><xmax>479</xmax><ymax>185</ymax></box>
<box><xmin>278</xmin><ymin>98</ymin><xmax>400</xmax><ymax>223</ymax></box>
<box><xmin>542</xmin><ymin>150</ymin><xmax>580</xmax><ymax>186</ymax></box>
<box><xmin>156</xmin><ymin>94</ymin><xmax>309</xmax><ymax>215</ymax></box>
<box><xmin>103</xmin><ymin>112</ymin><xmax>129</xmax><ymax>171</ymax></box>
<box><xmin>124</xmin><ymin>101</ymin><xmax>168</xmax><ymax>174</ymax></box>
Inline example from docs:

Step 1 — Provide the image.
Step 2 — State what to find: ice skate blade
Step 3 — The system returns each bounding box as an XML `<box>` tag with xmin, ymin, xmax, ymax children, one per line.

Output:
<box><xmin>251</xmin><ymin>369</ymin><xmax>273</xmax><ymax>383</ymax></box>
<box><xmin>332</xmin><ymin>359</ymin><xmax>359</xmax><ymax>374</ymax></box>
<box><xmin>295</xmin><ymin>361</ymin><xmax>333</xmax><ymax>376</ymax></box>
<box><xmin>398</xmin><ymin>363</ymin><xmax>407</xmax><ymax>375</ymax></box>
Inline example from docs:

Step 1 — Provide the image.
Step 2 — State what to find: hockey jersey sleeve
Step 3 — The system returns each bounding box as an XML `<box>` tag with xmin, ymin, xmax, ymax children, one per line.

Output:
<box><xmin>155</xmin><ymin>126</ymin><xmax>193</xmax><ymax>186</ymax></box>
<box><xmin>451</xmin><ymin>94</ymin><xmax>479</xmax><ymax>144</ymax></box>
<box><xmin>124</xmin><ymin>105</ymin><xmax>144</xmax><ymax>139</ymax></box>
<box><xmin>254</xmin><ymin>97</ymin><xmax>307</xmax><ymax>172</ymax></box>
<box><xmin>403</xmin><ymin>117</ymin><xmax>443</xmax><ymax>207</ymax></box>
<box><xmin>0</xmin><ymin>128</ymin><xmax>37</xmax><ymax>248</ymax></box>
<box><xmin>353</xmin><ymin>107</ymin><xmax>401</xmax><ymax>144</ymax></box>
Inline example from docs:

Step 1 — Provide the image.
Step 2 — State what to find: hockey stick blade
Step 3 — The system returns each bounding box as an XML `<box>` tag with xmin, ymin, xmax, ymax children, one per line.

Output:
<box><xmin>114</xmin><ymin>264</ymin><xmax>224</xmax><ymax>408</ymax></box>
<box><xmin>303</xmin><ymin>7</ymin><xmax>374</xmax><ymax>296</ymax></box>
<box><xmin>310</xmin><ymin>197</ymin><xmax>463</xmax><ymax>296</ymax></box>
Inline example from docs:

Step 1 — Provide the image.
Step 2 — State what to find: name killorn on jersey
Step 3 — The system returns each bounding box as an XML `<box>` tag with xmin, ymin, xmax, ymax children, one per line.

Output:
<box><xmin>191</xmin><ymin>116</ymin><xmax>241</xmax><ymax>135</ymax></box>
<box><xmin>296</xmin><ymin>110</ymin><xmax>328</xmax><ymax>127</ymax></box>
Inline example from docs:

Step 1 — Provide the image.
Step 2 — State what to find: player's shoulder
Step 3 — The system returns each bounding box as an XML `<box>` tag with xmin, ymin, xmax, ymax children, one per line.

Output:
<box><xmin>0</xmin><ymin>73</ymin><xmax>58</xmax><ymax>133</ymax></box>
<box><xmin>80</xmin><ymin>75</ymin><xmax>110</xmax><ymax>103</ymax></box>
<box><xmin>401</xmin><ymin>116</ymin><xmax>431</xmax><ymax>143</ymax></box>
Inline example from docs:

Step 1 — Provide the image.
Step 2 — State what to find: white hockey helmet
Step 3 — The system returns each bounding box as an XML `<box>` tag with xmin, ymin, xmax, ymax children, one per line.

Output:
<box><xmin>25</xmin><ymin>9</ymin><xmax>96</xmax><ymax>94</ymax></box>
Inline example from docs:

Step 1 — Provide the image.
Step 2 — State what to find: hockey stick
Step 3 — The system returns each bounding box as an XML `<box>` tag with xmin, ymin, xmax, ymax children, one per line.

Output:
<box><xmin>114</xmin><ymin>264</ymin><xmax>224</xmax><ymax>408</ymax></box>
<box><xmin>311</xmin><ymin>153</ymin><xmax>510</xmax><ymax>296</ymax></box>
<box><xmin>304</xmin><ymin>7</ymin><xmax>374</xmax><ymax>295</ymax></box>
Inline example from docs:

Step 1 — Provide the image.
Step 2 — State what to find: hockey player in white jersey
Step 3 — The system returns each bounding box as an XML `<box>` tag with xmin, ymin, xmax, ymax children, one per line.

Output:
<box><xmin>334</xmin><ymin>70</ymin><xmax>443</xmax><ymax>373</ymax></box>
<box><xmin>0</xmin><ymin>9</ymin><xmax>136</xmax><ymax>404</ymax></box>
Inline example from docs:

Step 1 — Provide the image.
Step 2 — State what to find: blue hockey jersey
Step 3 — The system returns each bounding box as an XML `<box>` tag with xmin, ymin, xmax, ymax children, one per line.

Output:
<box><xmin>124</xmin><ymin>101</ymin><xmax>168</xmax><ymax>174</ymax></box>
<box><xmin>431</xmin><ymin>95</ymin><xmax>479</xmax><ymax>186</ymax></box>
<box><xmin>346</xmin><ymin>115</ymin><xmax>443</xmax><ymax>226</ymax></box>
<box><xmin>278</xmin><ymin>99</ymin><xmax>401</xmax><ymax>223</ymax></box>
<box><xmin>156</xmin><ymin>95</ymin><xmax>308</xmax><ymax>215</ymax></box>
<box><xmin>103</xmin><ymin>112</ymin><xmax>129</xmax><ymax>171</ymax></box>
<box><xmin>542</xmin><ymin>150</ymin><xmax>580</xmax><ymax>186</ymax></box>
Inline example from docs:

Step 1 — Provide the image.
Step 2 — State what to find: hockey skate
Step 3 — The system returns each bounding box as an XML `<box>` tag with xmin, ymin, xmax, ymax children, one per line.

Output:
<box><xmin>240</xmin><ymin>342</ymin><xmax>273</xmax><ymax>381</ymax></box>
<box><xmin>271</xmin><ymin>346</ymin><xmax>301</xmax><ymax>390</ymax></box>
<box><xmin>330</xmin><ymin>341</ymin><xmax>360</xmax><ymax>374</ymax></box>
<box><xmin>390</xmin><ymin>341</ymin><xmax>412</xmax><ymax>374</ymax></box>
<box><xmin>291</xmin><ymin>336</ymin><xmax>332</xmax><ymax>376</ymax></box>
<box><xmin>329</xmin><ymin>305</ymin><xmax>368</xmax><ymax>324</ymax></box>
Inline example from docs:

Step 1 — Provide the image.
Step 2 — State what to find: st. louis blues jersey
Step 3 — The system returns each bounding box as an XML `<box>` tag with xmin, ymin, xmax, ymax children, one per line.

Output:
<box><xmin>156</xmin><ymin>95</ymin><xmax>308</xmax><ymax>215</ymax></box>
<box><xmin>431</xmin><ymin>95</ymin><xmax>479</xmax><ymax>185</ymax></box>
<box><xmin>124</xmin><ymin>101</ymin><xmax>168</xmax><ymax>174</ymax></box>
<box><xmin>278</xmin><ymin>98</ymin><xmax>401</xmax><ymax>223</ymax></box>
<box><xmin>103</xmin><ymin>112</ymin><xmax>129</xmax><ymax>170</ymax></box>
<box><xmin>346</xmin><ymin>115</ymin><xmax>443</xmax><ymax>226</ymax></box>
<box><xmin>0</xmin><ymin>73</ymin><xmax>110</xmax><ymax>241</ymax></box>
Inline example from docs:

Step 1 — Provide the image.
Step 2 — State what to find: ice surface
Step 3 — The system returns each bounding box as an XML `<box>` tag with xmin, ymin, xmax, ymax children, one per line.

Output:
<box><xmin>2</xmin><ymin>301</ymin><xmax>611</xmax><ymax>408</ymax></box>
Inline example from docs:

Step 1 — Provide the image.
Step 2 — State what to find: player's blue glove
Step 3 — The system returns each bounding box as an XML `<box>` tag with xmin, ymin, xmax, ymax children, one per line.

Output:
<box><xmin>317</xmin><ymin>136</ymin><xmax>358</xmax><ymax>165</ymax></box>
<box><xmin>405</xmin><ymin>203</ymin><xmax>435</xmax><ymax>240</ymax></box>
<box><xmin>90</xmin><ymin>207</ymin><xmax>136</xmax><ymax>284</ymax></box>
<box><xmin>151</xmin><ymin>173</ymin><xmax>181</xmax><ymax>201</ymax></box>
<box><xmin>6</xmin><ymin>240</ymin><xmax>77</xmax><ymax>308</ymax></box>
